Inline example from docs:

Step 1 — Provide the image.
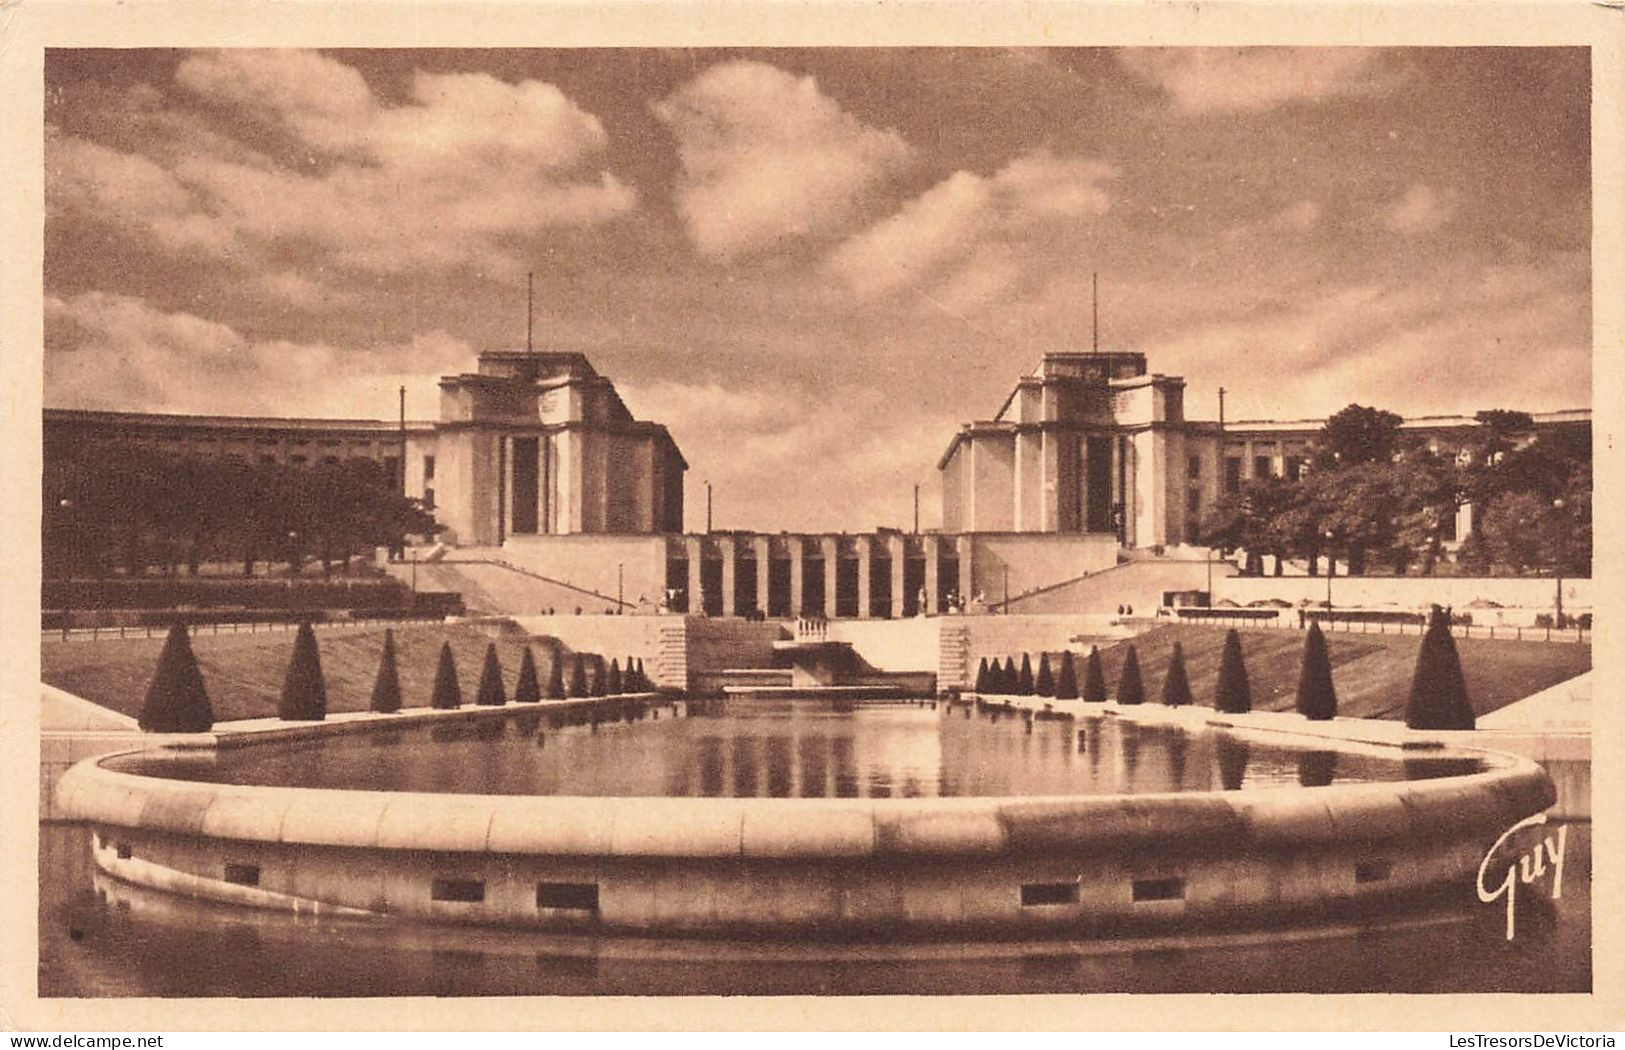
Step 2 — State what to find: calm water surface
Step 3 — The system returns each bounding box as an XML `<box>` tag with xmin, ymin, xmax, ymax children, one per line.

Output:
<box><xmin>105</xmin><ymin>699</ymin><xmax>1483</xmax><ymax>798</ymax></box>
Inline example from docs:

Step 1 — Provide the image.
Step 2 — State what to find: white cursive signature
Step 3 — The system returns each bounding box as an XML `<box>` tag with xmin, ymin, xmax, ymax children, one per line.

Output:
<box><xmin>1476</xmin><ymin>812</ymin><xmax>1567</xmax><ymax>941</ymax></box>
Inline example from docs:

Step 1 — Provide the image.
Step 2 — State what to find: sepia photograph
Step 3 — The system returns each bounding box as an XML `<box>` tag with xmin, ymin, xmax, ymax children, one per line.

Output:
<box><xmin>9</xmin><ymin>6</ymin><xmax>1618</xmax><ymax>1028</ymax></box>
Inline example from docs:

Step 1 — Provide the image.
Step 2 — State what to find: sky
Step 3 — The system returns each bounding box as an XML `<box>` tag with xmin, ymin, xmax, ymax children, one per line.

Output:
<box><xmin>43</xmin><ymin>47</ymin><xmax>1591</xmax><ymax>532</ymax></box>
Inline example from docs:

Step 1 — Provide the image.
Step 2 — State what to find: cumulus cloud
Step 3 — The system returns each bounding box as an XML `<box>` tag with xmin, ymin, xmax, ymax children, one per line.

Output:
<box><xmin>827</xmin><ymin>149</ymin><xmax>1114</xmax><ymax>299</ymax></box>
<box><xmin>1118</xmin><ymin>48</ymin><xmax>1387</xmax><ymax>114</ymax></box>
<box><xmin>1381</xmin><ymin>183</ymin><xmax>1459</xmax><ymax>235</ymax></box>
<box><xmin>48</xmin><ymin>50</ymin><xmax>636</xmax><ymax>283</ymax></box>
<box><xmin>45</xmin><ymin>291</ymin><xmax>471</xmax><ymax>419</ymax></box>
<box><xmin>652</xmin><ymin>60</ymin><xmax>915</xmax><ymax>260</ymax></box>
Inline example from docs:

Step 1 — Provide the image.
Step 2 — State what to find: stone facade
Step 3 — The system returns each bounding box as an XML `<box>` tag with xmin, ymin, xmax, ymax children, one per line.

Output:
<box><xmin>940</xmin><ymin>350</ymin><xmax>1589</xmax><ymax>548</ymax></box>
<box><xmin>44</xmin><ymin>349</ymin><xmax>687</xmax><ymax>547</ymax></box>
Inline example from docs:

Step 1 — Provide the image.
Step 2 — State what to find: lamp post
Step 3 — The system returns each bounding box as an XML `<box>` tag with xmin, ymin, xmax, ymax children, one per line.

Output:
<box><xmin>1323</xmin><ymin>529</ymin><xmax>1335</xmax><ymax>619</ymax></box>
<box><xmin>618</xmin><ymin>562</ymin><xmax>624</xmax><ymax>611</ymax></box>
<box><xmin>705</xmin><ymin>481</ymin><xmax>712</xmax><ymax>534</ymax></box>
<box><xmin>1552</xmin><ymin>497</ymin><xmax>1566</xmax><ymax>627</ymax></box>
<box><xmin>58</xmin><ymin>498</ymin><xmax>72</xmax><ymax>639</ymax></box>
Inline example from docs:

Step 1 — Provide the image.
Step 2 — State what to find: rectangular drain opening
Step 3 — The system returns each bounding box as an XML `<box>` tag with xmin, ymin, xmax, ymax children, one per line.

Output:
<box><xmin>1355</xmin><ymin>859</ymin><xmax>1394</xmax><ymax>884</ymax></box>
<box><xmin>1131</xmin><ymin>877</ymin><xmax>1185</xmax><ymax>902</ymax></box>
<box><xmin>536</xmin><ymin>882</ymin><xmax>600</xmax><ymax>912</ymax></box>
<box><xmin>223</xmin><ymin>863</ymin><xmax>261</xmax><ymax>886</ymax></box>
<box><xmin>431</xmin><ymin>878</ymin><xmax>486</xmax><ymax>903</ymax></box>
<box><xmin>1020</xmin><ymin>882</ymin><xmax>1080</xmax><ymax>907</ymax></box>
<box><xmin>115</xmin><ymin>842</ymin><xmax>133</xmax><ymax>860</ymax></box>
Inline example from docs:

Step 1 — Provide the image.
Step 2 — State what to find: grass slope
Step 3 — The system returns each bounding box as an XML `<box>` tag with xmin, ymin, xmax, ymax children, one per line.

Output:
<box><xmin>43</xmin><ymin>622</ymin><xmax>550</xmax><ymax>722</ymax></box>
<box><xmin>1091</xmin><ymin>625</ymin><xmax>1589</xmax><ymax>720</ymax></box>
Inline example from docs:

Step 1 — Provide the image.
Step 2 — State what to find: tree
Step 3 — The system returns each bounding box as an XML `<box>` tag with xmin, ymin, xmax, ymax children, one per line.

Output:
<box><xmin>370</xmin><ymin>629</ymin><xmax>403</xmax><ymax>713</ymax></box>
<box><xmin>567</xmin><ymin>653</ymin><xmax>587</xmax><ymax>697</ymax></box>
<box><xmin>1116</xmin><ymin>646</ymin><xmax>1145</xmax><ymax>705</ymax></box>
<box><xmin>1002</xmin><ymin>656</ymin><xmax>1019</xmax><ymax>694</ymax></box>
<box><xmin>138</xmin><ymin>625</ymin><xmax>214</xmax><ymax>732</ymax></box>
<box><xmin>1054</xmin><ymin>651</ymin><xmax>1078</xmax><ymax>700</ymax></box>
<box><xmin>1161</xmin><ymin>642</ymin><xmax>1192</xmax><ymax>707</ymax></box>
<box><xmin>607</xmin><ymin>657</ymin><xmax>623</xmax><ymax>695</ymax></box>
<box><xmin>1317</xmin><ymin>404</ymin><xmax>1404</xmax><ymax>468</ymax></box>
<box><xmin>514</xmin><ymin>647</ymin><xmax>541</xmax><ymax>703</ymax></box>
<box><xmin>1035</xmin><ymin>653</ymin><xmax>1055</xmax><ymax>697</ymax></box>
<box><xmin>1016</xmin><ymin>654</ymin><xmax>1035</xmax><ymax>695</ymax></box>
<box><xmin>475</xmin><ymin>643</ymin><xmax>507</xmax><ymax>706</ymax></box>
<box><xmin>1082</xmin><ymin>647</ymin><xmax>1107</xmax><ymax>703</ymax></box>
<box><xmin>1214</xmin><ymin>629</ymin><xmax>1251</xmax><ymax>714</ymax></box>
<box><xmin>431</xmin><ymin>642</ymin><xmax>462</xmax><ymax>709</ymax></box>
<box><xmin>545</xmin><ymin>648</ymin><xmax>566</xmax><ymax>699</ymax></box>
<box><xmin>278</xmin><ymin>622</ymin><xmax>327</xmax><ymax>721</ymax></box>
<box><xmin>1295</xmin><ymin>623</ymin><xmax>1337</xmax><ymax>721</ymax></box>
<box><xmin>1405</xmin><ymin>607</ymin><xmax>1475</xmax><ymax>730</ymax></box>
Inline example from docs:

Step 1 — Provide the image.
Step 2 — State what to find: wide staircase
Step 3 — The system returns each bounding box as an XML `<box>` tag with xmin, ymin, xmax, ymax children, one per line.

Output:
<box><xmin>1000</xmin><ymin>556</ymin><xmax>1225</xmax><ymax>615</ymax></box>
<box><xmin>386</xmin><ymin>557</ymin><xmax>625</xmax><ymax>617</ymax></box>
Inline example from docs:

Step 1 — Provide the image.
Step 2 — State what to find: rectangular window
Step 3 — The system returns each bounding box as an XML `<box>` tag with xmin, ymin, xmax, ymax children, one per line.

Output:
<box><xmin>536</xmin><ymin>882</ymin><xmax>600</xmax><ymax>912</ymax></box>
<box><xmin>424</xmin><ymin>455</ymin><xmax>436</xmax><ymax>480</ymax></box>
<box><xmin>115</xmin><ymin>842</ymin><xmax>133</xmax><ymax>859</ymax></box>
<box><xmin>1131</xmin><ymin>877</ymin><xmax>1185</xmax><ymax>902</ymax></box>
<box><xmin>431</xmin><ymin>878</ymin><xmax>486</xmax><ymax>903</ymax></box>
<box><xmin>1186</xmin><ymin>489</ymin><xmax>1200</xmax><ymax>515</ymax></box>
<box><xmin>1284</xmin><ymin>455</ymin><xmax>1303</xmax><ymax>481</ymax></box>
<box><xmin>1254</xmin><ymin>455</ymin><xmax>1273</xmax><ymax>479</ymax></box>
<box><xmin>224</xmin><ymin>863</ymin><xmax>262</xmax><ymax>886</ymax></box>
<box><xmin>1020</xmin><ymin>882</ymin><xmax>1080</xmax><ymax>907</ymax></box>
<box><xmin>423</xmin><ymin>486</ymin><xmax>435</xmax><ymax>510</ymax></box>
<box><xmin>1187</xmin><ymin>454</ymin><xmax>1201</xmax><ymax>480</ymax></box>
<box><xmin>1223</xmin><ymin>457</ymin><xmax>1242</xmax><ymax>494</ymax></box>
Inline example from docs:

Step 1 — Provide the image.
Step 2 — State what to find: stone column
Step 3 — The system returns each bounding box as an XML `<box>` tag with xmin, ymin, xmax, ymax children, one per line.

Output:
<box><xmin>956</xmin><ymin>533</ymin><xmax>975</xmax><ymax>607</ymax></box>
<box><xmin>923</xmin><ymin>536</ymin><xmax>940</xmax><ymax>616</ymax></box>
<box><xmin>719</xmin><ymin>535</ymin><xmax>737</xmax><ymax>617</ymax></box>
<box><xmin>888</xmin><ymin>534</ymin><xmax>907</xmax><ymax>618</ymax></box>
<box><xmin>752</xmin><ymin>535</ymin><xmax>771</xmax><ymax>616</ymax></box>
<box><xmin>788</xmin><ymin>535</ymin><xmax>805</xmax><ymax>617</ymax></box>
<box><xmin>820</xmin><ymin>536</ymin><xmax>839</xmax><ymax>619</ymax></box>
<box><xmin>685</xmin><ymin>535</ymin><xmax>704</xmax><ymax>616</ymax></box>
<box><xmin>855</xmin><ymin>535</ymin><xmax>874</xmax><ymax>619</ymax></box>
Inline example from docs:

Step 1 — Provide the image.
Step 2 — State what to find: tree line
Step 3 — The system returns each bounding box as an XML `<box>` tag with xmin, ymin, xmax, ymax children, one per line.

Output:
<box><xmin>44</xmin><ymin>446</ymin><xmax>441</xmax><ymax>579</ymax></box>
<box><xmin>1198</xmin><ymin>405</ymin><xmax>1590</xmax><ymax>577</ymax></box>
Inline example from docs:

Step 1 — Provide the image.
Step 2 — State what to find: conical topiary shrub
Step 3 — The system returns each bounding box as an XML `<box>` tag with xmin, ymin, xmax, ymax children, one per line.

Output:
<box><xmin>278</xmin><ymin>622</ymin><xmax>327</xmax><ymax>721</ymax></box>
<box><xmin>607</xmin><ymin>657</ymin><xmax>623</xmax><ymax>695</ymax></box>
<box><xmin>545</xmin><ymin>647</ymin><xmax>566</xmax><ymax>699</ymax></box>
<box><xmin>1035</xmin><ymin>653</ymin><xmax>1055</xmax><ymax>697</ymax></box>
<box><xmin>567</xmin><ymin>653</ymin><xmax>587</xmax><ymax>697</ymax></box>
<box><xmin>1296</xmin><ymin>623</ymin><xmax>1338</xmax><ymax>721</ymax></box>
<box><xmin>1054</xmin><ymin>651</ymin><xmax>1078</xmax><ymax>700</ymax></box>
<box><xmin>1016</xmin><ymin>654</ymin><xmax>1035</xmax><ymax>695</ymax></box>
<box><xmin>369</xmin><ymin>628</ymin><xmax>402</xmax><ymax>713</ymax></box>
<box><xmin>431</xmin><ymin>641</ymin><xmax>462</xmax><ymax>709</ymax></box>
<box><xmin>589</xmin><ymin>656</ymin><xmax>607</xmax><ymax>697</ymax></box>
<box><xmin>475</xmin><ymin>643</ymin><xmax>507</xmax><ymax>706</ymax></box>
<box><xmin>635</xmin><ymin>657</ymin><xmax>648</xmax><ymax>691</ymax></box>
<box><xmin>625</xmin><ymin>655</ymin><xmax>641</xmax><ymax>692</ymax></box>
<box><xmin>138</xmin><ymin>624</ymin><xmax>214</xmax><ymax>732</ymax></box>
<box><xmin>1406</xmin><ymin>607</ymin><xmax>1475</xmax><ymax>730</ymax></box>
<box><xmin>1116</xmin><ymin>645</ymin><xmax>1145</xmax><ymax>705</ymax></box>
<box><xmin>1214</xmin><ymin>629</ymin><xmax>1252</xmax><ymax>714</ymax></box>
<box><xmin>1161</xmin><ymin>642</ymin><xmax>1192</xmax><ymax>707</ymax></box>
<box><xmin>1082</xmin><ymin>646</ymin><xmax>1107</xmax><ymax>703</ymax></box>
<box><xmin>974</xmin><ymin>657</ymin><xmax>990</xmax><ymax>694</ymax></box>
<box><xmin>513</xmin><ymin>647</ymin><xmax>541</xmax><ymax>704</ymax></box>
<box><xmin>1002</xmin><ymin>656</ymin><xmax>1019</xmax><ymax>695</ymax></box>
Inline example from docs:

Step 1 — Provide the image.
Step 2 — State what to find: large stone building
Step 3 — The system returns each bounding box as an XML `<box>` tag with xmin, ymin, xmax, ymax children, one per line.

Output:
<box><xmin>45</xmin><ymin>350</ymin><xmax>687</xmax><ymax>548</ymax></box>
<box><xmin>43</xmin><ymin>346</ymin><xmax>1588</xmax><ymax>619</ymax></box>
<box><xmin>940</xmin><ymin>350</ymin><xmax>1588</xmax><ymax>548</ymax></box>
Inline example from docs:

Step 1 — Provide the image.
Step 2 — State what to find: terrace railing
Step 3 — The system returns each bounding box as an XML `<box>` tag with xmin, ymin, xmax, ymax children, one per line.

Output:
<box><xmin>1170</xmin><ymin>610</ymin><xmax>1589</xmax><ymax>644</ymax></box>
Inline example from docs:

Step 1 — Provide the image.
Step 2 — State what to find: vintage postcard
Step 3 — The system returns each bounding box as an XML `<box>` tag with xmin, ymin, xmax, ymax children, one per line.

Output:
<box><xmin>3</xmin><ymin>0</ymin><xmax>1621</xmax><ymax>1033</ymax></box>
